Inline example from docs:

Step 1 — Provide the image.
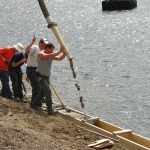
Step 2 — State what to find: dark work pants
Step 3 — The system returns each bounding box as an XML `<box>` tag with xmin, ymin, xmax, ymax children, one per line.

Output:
<box><xmin>26</xmin><ymin>67</ymin><xmax>41</xmax><ymax>107</ymax></box>
<box><xmin>0</xmin><ymin>70</ymin><xmax>13</xmax><ymax>97</ymax></box>
<box><xmin>9</xmin><ymin>71</ymin><xmax>23</xmax><ymax>99</ymax></box>
<box><xmin>32</xmin><ymin>74</ymin><xmax>52</xmax><ymax>109</ymax></box>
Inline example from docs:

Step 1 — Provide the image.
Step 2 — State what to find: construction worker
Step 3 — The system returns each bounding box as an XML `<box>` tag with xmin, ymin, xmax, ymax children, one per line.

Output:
<box><xmin>8</xmin><ymin>51</ymin><xmax>28</xmax><ymax>103</ymax></box>
<box><xmin>31</xmin><ymin>43</ymin><xmax>65</xmax><ymax>115</ymax></box>
<box><xmin>25</xmin><ymin>35</ymin><xmax>48</xmax><ymax>107</ymax></box>
<box><xmin>0</xmin><ymin>43</ymin><xmax>24</xmax><ymax>99</ymax></box>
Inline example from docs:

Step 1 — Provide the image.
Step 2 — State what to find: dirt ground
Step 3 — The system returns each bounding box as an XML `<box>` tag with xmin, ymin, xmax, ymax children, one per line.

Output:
<box><xmin>0</xmin><ymin>96</ymin><xmax>131</xmax><ymax>150</ymax></box>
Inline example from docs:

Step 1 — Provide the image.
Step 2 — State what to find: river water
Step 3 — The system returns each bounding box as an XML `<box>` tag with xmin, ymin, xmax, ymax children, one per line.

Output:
<box><xmin>0</xmin><ymin>0</ymin><xmax>150</xmax><ymax>139</ymax></box>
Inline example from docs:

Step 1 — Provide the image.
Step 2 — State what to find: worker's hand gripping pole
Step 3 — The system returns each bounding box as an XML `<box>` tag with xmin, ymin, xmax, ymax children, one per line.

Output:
<box><xmin>48</xmin><ymin>25</ymin><xmax>72</xmax><ymax>60</ymax></box>
<box><xmin>37</xmin><ymin>0</ymin><xmax>76</xmax><ymax>78</ymax></box>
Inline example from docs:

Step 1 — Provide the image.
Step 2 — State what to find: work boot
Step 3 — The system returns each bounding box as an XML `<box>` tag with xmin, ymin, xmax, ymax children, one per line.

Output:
<box><xmin>7</xmin><ymin>96</ymin><xmax>14</xmax><ymax>100</ymax></box>
<box><xmin>20</xmin><ymin>98</ymin><xmax>27</xmax><ymax>103</ymax></box>
<box><xmin>30</xmin><ymin>105</ymin><xmax>46</xmax><ymax>111</ymax></box>
<box><xmin>30</xmin><ymin>104</ymin><xmax>37</xmax><ymax>109</ymax></box>
<box><xmin>47</xmin><ymin>107</ymin><xmax>58</xmax><ymax>115</ymax></box>
<box><xmin>14</xmin><ymin>98</ymin><xmax>21</xmax><ymax>102</ymax></box>
<box><xmin>35</xmin><ymin>106</ymin><xmax>46</xmax><ymax>111</ymax></box>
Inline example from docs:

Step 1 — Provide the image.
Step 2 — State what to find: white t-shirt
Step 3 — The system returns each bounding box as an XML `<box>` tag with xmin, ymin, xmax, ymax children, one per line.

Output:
<box><xmin>26</xmin><ymin>45</ymin><xmax>40</xmax><ymax>67</ymax></box>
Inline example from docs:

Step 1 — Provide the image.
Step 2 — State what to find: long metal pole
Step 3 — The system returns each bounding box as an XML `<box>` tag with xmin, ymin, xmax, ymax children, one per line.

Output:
<box><xmin>37</xmin><ymin>0</ymin><xmax>85</xmax><ymax>109</ymax></box>
<box><xmin>37</xmin><ymin>0</ymin><xmax>76</xmax><ymax>78</ymax></box>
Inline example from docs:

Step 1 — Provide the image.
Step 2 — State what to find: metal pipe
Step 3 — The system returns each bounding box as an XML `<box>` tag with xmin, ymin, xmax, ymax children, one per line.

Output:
<box><xmin>37</xmin><ymin>0</ymin><xmax>76</xmax><ymax>78</ymax></box>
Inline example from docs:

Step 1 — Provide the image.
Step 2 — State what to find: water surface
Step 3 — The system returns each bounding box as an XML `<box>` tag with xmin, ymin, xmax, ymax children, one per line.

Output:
<box><xmin>0</xmin><ymin>0</ymin><xmax>150</xmax><ymax>138</ymax></box>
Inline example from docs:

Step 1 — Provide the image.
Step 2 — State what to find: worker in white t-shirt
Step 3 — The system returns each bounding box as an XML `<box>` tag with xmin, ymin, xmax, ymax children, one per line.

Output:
<box><xmin>25</xmin><ymin>35</ymin><xmax>48</xmax><ymax>108</ymax></box>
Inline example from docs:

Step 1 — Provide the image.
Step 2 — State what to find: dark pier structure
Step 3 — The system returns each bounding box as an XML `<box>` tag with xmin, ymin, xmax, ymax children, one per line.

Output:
<box><xmin>102</xmin><ymin>0</ymin><xmax>137</xmax><ymax>11</ymax></box>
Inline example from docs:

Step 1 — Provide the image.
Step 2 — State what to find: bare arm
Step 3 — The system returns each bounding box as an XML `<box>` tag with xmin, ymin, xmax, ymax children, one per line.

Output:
<box><xmin>12</xmin><ymin>58</ymin><xmax>27</xmax><ymax>67</ymax></box>
<box><xmin>37</xmin><ymin>45</ymin><xmax>66</xmax><ymax>60</ymax></box>
<box><xmin>52</xmin><ymin>45</ymin><xmax>66</xmax><ymax>60</ymax></box>
<box><xmin>25</xmin><ymin>35</ymin><xmax>36</xmax><ymax>53</ymax></box>
<box><xmin>37</xmin><ymin>51</ymin><xmax>61</xmax><ymax>60</ymax></box>
<box><xmin>53</xmin><ymin>52</ymin><xmax>66</xmax><ymax>61</ymax></box>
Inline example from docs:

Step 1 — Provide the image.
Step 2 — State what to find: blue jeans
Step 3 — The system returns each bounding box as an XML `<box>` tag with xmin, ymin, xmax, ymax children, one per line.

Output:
<box><xmin>32</xmin><ymin>73</ymin><xmax>52</xmax><ymax>109</ymax></box>
<box><xmin>0</xmin><ymin>70</ymin><xmax>13</xmax><ymax>97</ymax></box>
<box><xmin>26</xmin><ymin>67</ymin><xmax>42</xmax><ymax>107</ymax></box>
<box><xmin>9</xmin><ymin>71</ymin><xmax>23</xmax><ymax>99</ymax></box>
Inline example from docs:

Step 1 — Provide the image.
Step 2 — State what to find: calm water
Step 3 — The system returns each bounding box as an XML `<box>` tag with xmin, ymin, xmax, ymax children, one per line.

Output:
<box><xmin>0</xmin><ymin>0</ymin><xmax>150</xmax><ymax>138</ymax></box>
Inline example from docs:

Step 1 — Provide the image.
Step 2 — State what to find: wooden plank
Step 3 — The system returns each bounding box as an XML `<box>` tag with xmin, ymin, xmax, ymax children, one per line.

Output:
<box><xmin>82</xmin><ymin>117</ymin><xmax>100</xmax><ymax>122</ymax></box>
<box><xmin>88</xmin><ymin>139</ymin><xmax>110</xmax><ymax>147</ymax></box>
<box><xmin>58</xmin><ymin>111</ymin><xmax>150</xmax><ymax>150</ymax></box>
<box><xmin>41</xmin><ymin>101</ymin><xmax>150</xmax><ymax>150</ymax></box>
<box><xmin>113</xmin><ymin>129</ymin><xmax>132</xmax><ymax>135</ymax></box>
<box><xmin>94</xmin><ymin>140</ymin><xmax>114</xmax><ymax>149</ymax></box>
